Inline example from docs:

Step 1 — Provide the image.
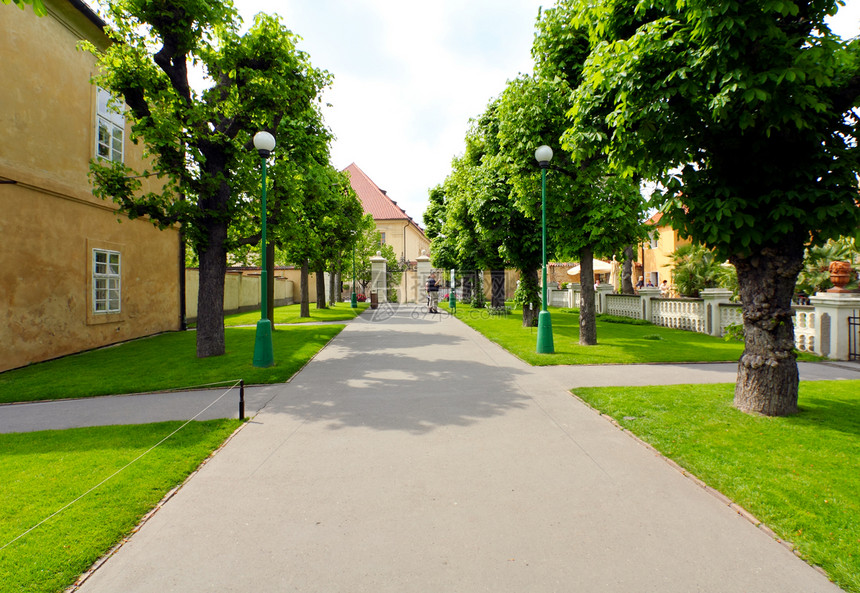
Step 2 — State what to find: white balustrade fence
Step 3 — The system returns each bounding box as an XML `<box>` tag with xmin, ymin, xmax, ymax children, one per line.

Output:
<box><xmin>652</xmin><ymin>299</ymin><xmax>705</xmax><ymax>333</ymax></box>
<box><xmin>554</xmin><ymin>286</ymin><xmax>860</xmax><ymax>361</ymax></box>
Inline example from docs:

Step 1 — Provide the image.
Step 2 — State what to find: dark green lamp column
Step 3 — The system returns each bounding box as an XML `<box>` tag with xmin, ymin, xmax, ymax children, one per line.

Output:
<box><xmin>252</xmin><ymin>131</ymin><xmax>276</xmax><ymax>368</ymax></box>
<box><xmin>535</xmin><ymin>144</ymin><xmax>554</xmax><ymax>354</ymax></box>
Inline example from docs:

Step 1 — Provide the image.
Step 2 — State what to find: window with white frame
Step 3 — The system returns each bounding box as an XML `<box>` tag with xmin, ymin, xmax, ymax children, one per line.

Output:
<box><xmin>649</xmin><ymin>231</ymin><xmax>659</xmax><ymax>249</ymax></box>
<box><xmin>93</xmin><ymin>249</ymin><xmax>121</xmax><ymax>313</ymax></box>
<box><xmin>96</xmin><ymin>87</ymin><xmax>124</xmax><ymax>162</ymax></box>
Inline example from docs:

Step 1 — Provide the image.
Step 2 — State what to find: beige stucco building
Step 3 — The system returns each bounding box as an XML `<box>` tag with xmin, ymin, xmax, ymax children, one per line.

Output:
<box><xmin>0</xmin><ymin>0</ymin><xmax>181</xmax><ymax>372</ymax></box>
<box><xmin>635</xmin><ymin>212</ymin><xmax>691</xmax><ymax>290</ymax></box>
<box><xmin>344</xmin><ymin>163</ymin><xmax>430</xmax><ymax>303</ymax></box>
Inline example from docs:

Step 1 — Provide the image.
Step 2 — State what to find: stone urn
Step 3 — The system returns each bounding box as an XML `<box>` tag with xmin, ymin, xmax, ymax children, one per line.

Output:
<box><xmin>827</xmin><ymin>260</ymin><xmax>854</xmax><ymax>293</ymax></box>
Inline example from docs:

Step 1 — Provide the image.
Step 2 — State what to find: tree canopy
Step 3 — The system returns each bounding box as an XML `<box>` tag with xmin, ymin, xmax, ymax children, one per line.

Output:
<box><xmin>564</xmin><ymin>0</ymin><xmax>860</xmax><ymax>414</ymax></box>
<box><xmin>85</xmin><ymin>1</ymin><xmax>337</xmax><ymax>357</ymax></box>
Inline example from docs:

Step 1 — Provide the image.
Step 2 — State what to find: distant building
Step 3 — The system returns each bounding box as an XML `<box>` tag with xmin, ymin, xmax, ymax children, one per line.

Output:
<box><xmin>343</xmin><ymin>163</ymin><xmax>430</xmax><ymax>302</ymax></box>
<box><xmin>636</xmin><ymin>212</ymin><xmax>691</xmax><ymax>288</ymax></box>
<box><xmin>0</xmin><ymin>0</ymin><xmax>181</xmax><ymax>372</ymax></box>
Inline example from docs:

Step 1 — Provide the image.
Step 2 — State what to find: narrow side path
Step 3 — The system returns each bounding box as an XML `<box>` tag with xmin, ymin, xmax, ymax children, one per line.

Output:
<box><xmin>75</xmin><ymin>306</ymin><xmax>840</xmax><ymax>593</ymax></box>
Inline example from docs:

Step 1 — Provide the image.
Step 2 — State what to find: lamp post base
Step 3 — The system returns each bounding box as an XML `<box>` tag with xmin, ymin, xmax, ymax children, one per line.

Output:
<box><xmin>253</xmin><ymin>319</ymin><xmax>274</xmax><ymax>367</ymax></box>
<box><xmin>536</xmin><ymin>310</ymin><xmax>554</xmax><ymax>354</ymax></box>
<box><xmin>351</xmin><ymin>292</ymin><xmax>357</xmax><ymax>308</ymax></box>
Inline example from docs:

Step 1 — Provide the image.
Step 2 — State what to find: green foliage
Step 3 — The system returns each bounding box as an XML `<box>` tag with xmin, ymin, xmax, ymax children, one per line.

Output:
<box><xmin>670</xmin><ymin>243</ymin><xmax>737</xmax><ymax>297</ymax></box>
<box><xmin>2</xmin><ymin>0</ymin><xmax>45</xmax><ymax>16</ymax></box>
<box><xmin>567</xmin><ymin>0</ymin><xmax>860</xmax><ymax>260</ymax></box>
<box><xmin>471</xmin><ymin>274</ymin><xmax>487</xmax><ymax>308</ymax></box>
<box><xmin>796</xmin><ymin>236</ymin><xmax>860</xmax><ymax>295</ymax></box>
<box><xmin>575</xmin><ymin>381</ymin><xmax>860</xmax><ymax>593</ymax></box>
<box><xmin>0</xmin><ymin>420</ymin><xmax>241</xmax><ymax>593</ymax></box>
<box><xmin>83</xmin><ymin>2</ymin><xmax>334</xmax><ymax>355</ymax></box>
<box><xmin>595</xmin><ymin>313</ymin><xmax>652</xmax><ymax>325</ymax></box>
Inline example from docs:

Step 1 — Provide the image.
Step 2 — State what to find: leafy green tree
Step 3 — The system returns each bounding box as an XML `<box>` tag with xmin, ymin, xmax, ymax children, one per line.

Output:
<box><xmin>2</xmin><ymin>0</ymin><xmax>45</xmax><ymax>16</ymax></box>
<box><xmin>670</xmin><ymin>244</ymin><xmax>736</xmax><ymax>298</ymax></box>
<box><xmin>566</xmin><ymin>0</ymin><xmax>860</xmax><ymax>415</ymax></box>
<box><xmin>85</xmin><ymin>2</ymin><xmax>330</xmax><ymax>357</ymax></box>
<box><xmin>493</xmin><ymin>65</ymin><xmax>646</xmax><ymax>342</ymax></box>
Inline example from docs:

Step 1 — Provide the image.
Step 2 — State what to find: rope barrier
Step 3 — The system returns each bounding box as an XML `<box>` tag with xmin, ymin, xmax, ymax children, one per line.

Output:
<box><xmin>0</xmin><ymin>378</ymin><xmax>243</xmax><ymax>552</ymax></box>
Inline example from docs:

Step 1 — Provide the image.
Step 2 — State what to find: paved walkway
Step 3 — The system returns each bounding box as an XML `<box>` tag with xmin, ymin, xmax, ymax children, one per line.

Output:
<box><xmin>12</xmin><ymin>307</ymin><xmax>860</xmax><ymax>591</ymax></box>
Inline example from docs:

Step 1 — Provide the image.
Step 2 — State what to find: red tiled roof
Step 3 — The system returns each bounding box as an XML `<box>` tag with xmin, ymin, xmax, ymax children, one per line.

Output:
<box><xmin>344</xmin><ymin>162</ymin><xmax>416</xmax><ymax>222</ymax></box>
<box><xmin>646</xmin><ymin>211</ymin><xmax>664</xmax><ymax>225</ymax></box>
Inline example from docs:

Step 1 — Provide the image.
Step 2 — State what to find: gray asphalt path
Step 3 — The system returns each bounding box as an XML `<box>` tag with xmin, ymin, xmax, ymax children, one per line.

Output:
<box><xmin>68</xmin><ymin>305</ymin><xmax>848</xmax><ymax>592</ymax></box>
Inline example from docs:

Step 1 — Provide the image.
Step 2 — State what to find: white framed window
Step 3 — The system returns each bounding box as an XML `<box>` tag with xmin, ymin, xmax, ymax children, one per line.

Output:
<box><xmin>93</xmin><ymin>249</ymin><xmax>121</xmax><ymax>313</ymax></box>
<box><xmin>380</xmin><ymin>232</ymin><xmax>386</xmax><ymax>245</ymax></box>
<box><xmin>96</xmin><ymin>87</ymin><xmax>124</xmax><ymax>163</ymax></box>
<box><xmin>649</xmin><ymin>231</ymin><xmax>659</xmax><ymax>249</ymax></box>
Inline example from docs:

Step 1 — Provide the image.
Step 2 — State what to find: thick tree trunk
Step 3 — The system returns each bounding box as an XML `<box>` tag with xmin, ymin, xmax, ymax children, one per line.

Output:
<box><xmin>521</xmin><ymin>267</ymin><xmax>539</xmax><ymax>328</ymax></box>
<box><xmin>300</xmin><ymin>260</ymin><xmax>310</xmax><ymax>318</ymax></box>
<box><xmin>732</xmin><ymin>241</ymin><xmax>804</xmax><ymax>416</ymax></box>
<box><xmin>621</xmin><ymin>245</ymin><xmax>635</xmax><ymax>295</ymax></box>
<box><xmin>579</xmin><ymin>247</ymin><xmax>597</xmax><ymax>345</ymax></box>
<box><xmin>195</xmin><ymin>220</ymin><xmax>228</xmax><ymax>358</ymax></box>
<box><xmin>329</xmin><ymin>266</ymin><xmax>338</xmax><ymax>305</ymax></box>
<box><xmin>315</xmin><ymin>263</ymin><xmax>327</xmax><ymax>309</ymax></box>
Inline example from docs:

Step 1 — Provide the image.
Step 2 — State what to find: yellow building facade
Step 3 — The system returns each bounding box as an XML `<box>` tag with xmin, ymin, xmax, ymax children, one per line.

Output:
<box><xmin>636</xmin><ymin>212</ymin><xmax>691</xmax><ymax>292</ymax></box>
<box><xmin>0</xmin><ymin>0</ymin><xmax>181</xmax><ymax>372</ymax></box>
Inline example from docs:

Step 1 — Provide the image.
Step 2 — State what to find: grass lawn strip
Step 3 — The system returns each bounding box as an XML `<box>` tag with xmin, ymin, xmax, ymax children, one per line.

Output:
<box><xmin>446</xmin><ymin>303</ymin><xmax>821</xmax><ymax>365</ymax></box>
<box><xmin>573</xmin><ymin>381</ymin><xmax>860</xmax><ymax>593</ymax></box>
<box><xmin>0</xmin><ymin>419</ymin><xmax>243</xmax><ymax>593</ymax></box>
<box><xmin>0</xmin><ymin>324</ymin><xmax>344</xmax><ymax>404</ymax></box>
<box><xmin>222</xmin><ymin>302</ymin><xmax>369</xmax><ymax>327</ymax></box>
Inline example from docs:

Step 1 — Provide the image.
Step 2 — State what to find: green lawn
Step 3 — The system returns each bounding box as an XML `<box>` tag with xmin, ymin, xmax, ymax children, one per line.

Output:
<box><xmin>574</xmin><ymin>381</ymin><xmax>860</xmax><ymax>593</ymax></box>
<box><xmin>0</xmin><ymin>325</ymin><xmax>343</xmax><ymax>404</ymax></box>
<box><xmin>0</xmin><ymin>420</ymin><xmax>242</xmax><ymax>593</ymax></box>
<box><xmin>221</xmin><ymin>302</ymin><xmax>369</xmax><ymax>326</ymax></box>
<box><xmin>448</xmin><ymin>303</ymin><xmax>821</xmax><ymax>365</ymax></box>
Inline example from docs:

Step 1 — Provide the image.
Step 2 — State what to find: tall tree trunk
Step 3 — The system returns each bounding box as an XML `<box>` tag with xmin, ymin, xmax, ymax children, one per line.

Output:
<box><xmin>329</xmin><ymin>264</ymin><xmax>338</xmax><ymax>305</ymax></box>
<box><xmin>267</xmin><ymin>242</ymin><xmax>275</xmax><ymax>326</ymax></box>
<box><xmin>300</xmin><ymin>260</ymin><xmax>310</xmax><ymax>318</ymax></box>
<box><xmin>315</xmin><ymin>263</ymin><xmax>327</xmax><ymax>309</ymax></box>
<box><xmin>521</xmin><ymin>267</ymin><xmax>539</xmax><ymax>328</ymax></box>
<box><xmin>195</xmin><ymin>220</ymin><xmax>228</xmax><ymax>358</ymax></box>
<box><xmin>579</xmin><ymin>247</ymin><xmax>597</xmax><ymax>345</ymax></box>
<box><xmin>732</xmin><ymin>241</ymin><xmax>804</xmax><ymax>416</ymax></box>
<box><xmin>621</xmin><ymin>244</ymin><xmax>635</xmax><ymax>295</ymax></box>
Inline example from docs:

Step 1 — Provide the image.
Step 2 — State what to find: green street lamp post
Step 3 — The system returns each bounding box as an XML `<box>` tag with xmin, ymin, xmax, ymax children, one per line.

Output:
<box><xmin>350</xmin><ymin>231</ymin><xmax>358</xmax><ymax>308</ymax></box>
<box><xmin>252</xmin><ymin>131</ymin><xmax>276</xmax><ymax>368</ymax></box>
<box><xmin>535</xmin><ymin>145</ymin><xmax>554</xmax><ymax>354</ymax></box>
<box><xmin>449</xmin><ymin>268</ymin><xmax>456</xmax><ymax>309</ymax></box>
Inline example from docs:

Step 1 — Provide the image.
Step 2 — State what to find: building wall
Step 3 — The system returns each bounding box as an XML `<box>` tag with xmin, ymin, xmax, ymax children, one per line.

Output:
<box><xmin>0</xmin><ymin>0</ymin><xmax>181</xmax><ymax>372</ymax></box>
<box><xmin>638</xmin><ymin>223</ymin><xmax>691</xmax><ymax>287</ymax></box>
<box><xmin>376</xmin><ymin>219</ymin><xmax>430</xmax><ymax>303</ymax></box>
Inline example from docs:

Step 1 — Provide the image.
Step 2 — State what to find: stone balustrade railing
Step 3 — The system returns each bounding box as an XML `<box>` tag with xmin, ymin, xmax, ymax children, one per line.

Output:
<box><xmin>548</xmin><ymin>284</ymin><xmax>859</xmax><ymax>361</ymax></box>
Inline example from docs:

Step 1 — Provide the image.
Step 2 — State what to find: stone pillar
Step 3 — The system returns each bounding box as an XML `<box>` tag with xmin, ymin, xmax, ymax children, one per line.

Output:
<box><xmin>370</xmin><ymin>251</ymin><xmax>388</xmax><ymax>304</ymax></box>
<box><xmin>808</xmin><ymin>292</ymin><xmax>860</xmax><ymax>360</ymax></box>
<box><xmin>416</xmin><ymin>250</ymin><xmax>431</xmax><ymax>304</ymax></box>
<box><xmin>701</xmin><ymin>288</ymin><xmax>734</xmax><ymax>337</ymax></box>
<box><xmin>638</xmin><ymin>287</ymin><xmax>662</xmax><ymax>322</ymax></box>
<box><xmin>595</xmin><ymin>283</ymin><xmax>615</xmax><ymax>314</ymax></box>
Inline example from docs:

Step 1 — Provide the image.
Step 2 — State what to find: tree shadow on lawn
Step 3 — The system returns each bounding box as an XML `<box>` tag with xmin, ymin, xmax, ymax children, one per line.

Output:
<box><xmin>792</xmin><ymin>393</ymin><xmax>860</xmax><ymax>438</ymax></box>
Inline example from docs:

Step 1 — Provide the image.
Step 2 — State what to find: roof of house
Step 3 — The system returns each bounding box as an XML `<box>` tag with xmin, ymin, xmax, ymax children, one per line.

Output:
<box><xmin>646</xmin><ymin>211</ymin><xmax>664</xmax><ymax>225</ymax></box>
<box><xmin>343</xmin><ymin>163</ymin><xmax>423</xmax><ymax>232</ymax></box>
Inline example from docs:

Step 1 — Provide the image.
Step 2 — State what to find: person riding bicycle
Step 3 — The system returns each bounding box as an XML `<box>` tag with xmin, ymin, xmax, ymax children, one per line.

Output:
<box><xmin>426</xmin><ymin>272</ymin><xmax>440</xmax><ymax>313</ymax></box>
